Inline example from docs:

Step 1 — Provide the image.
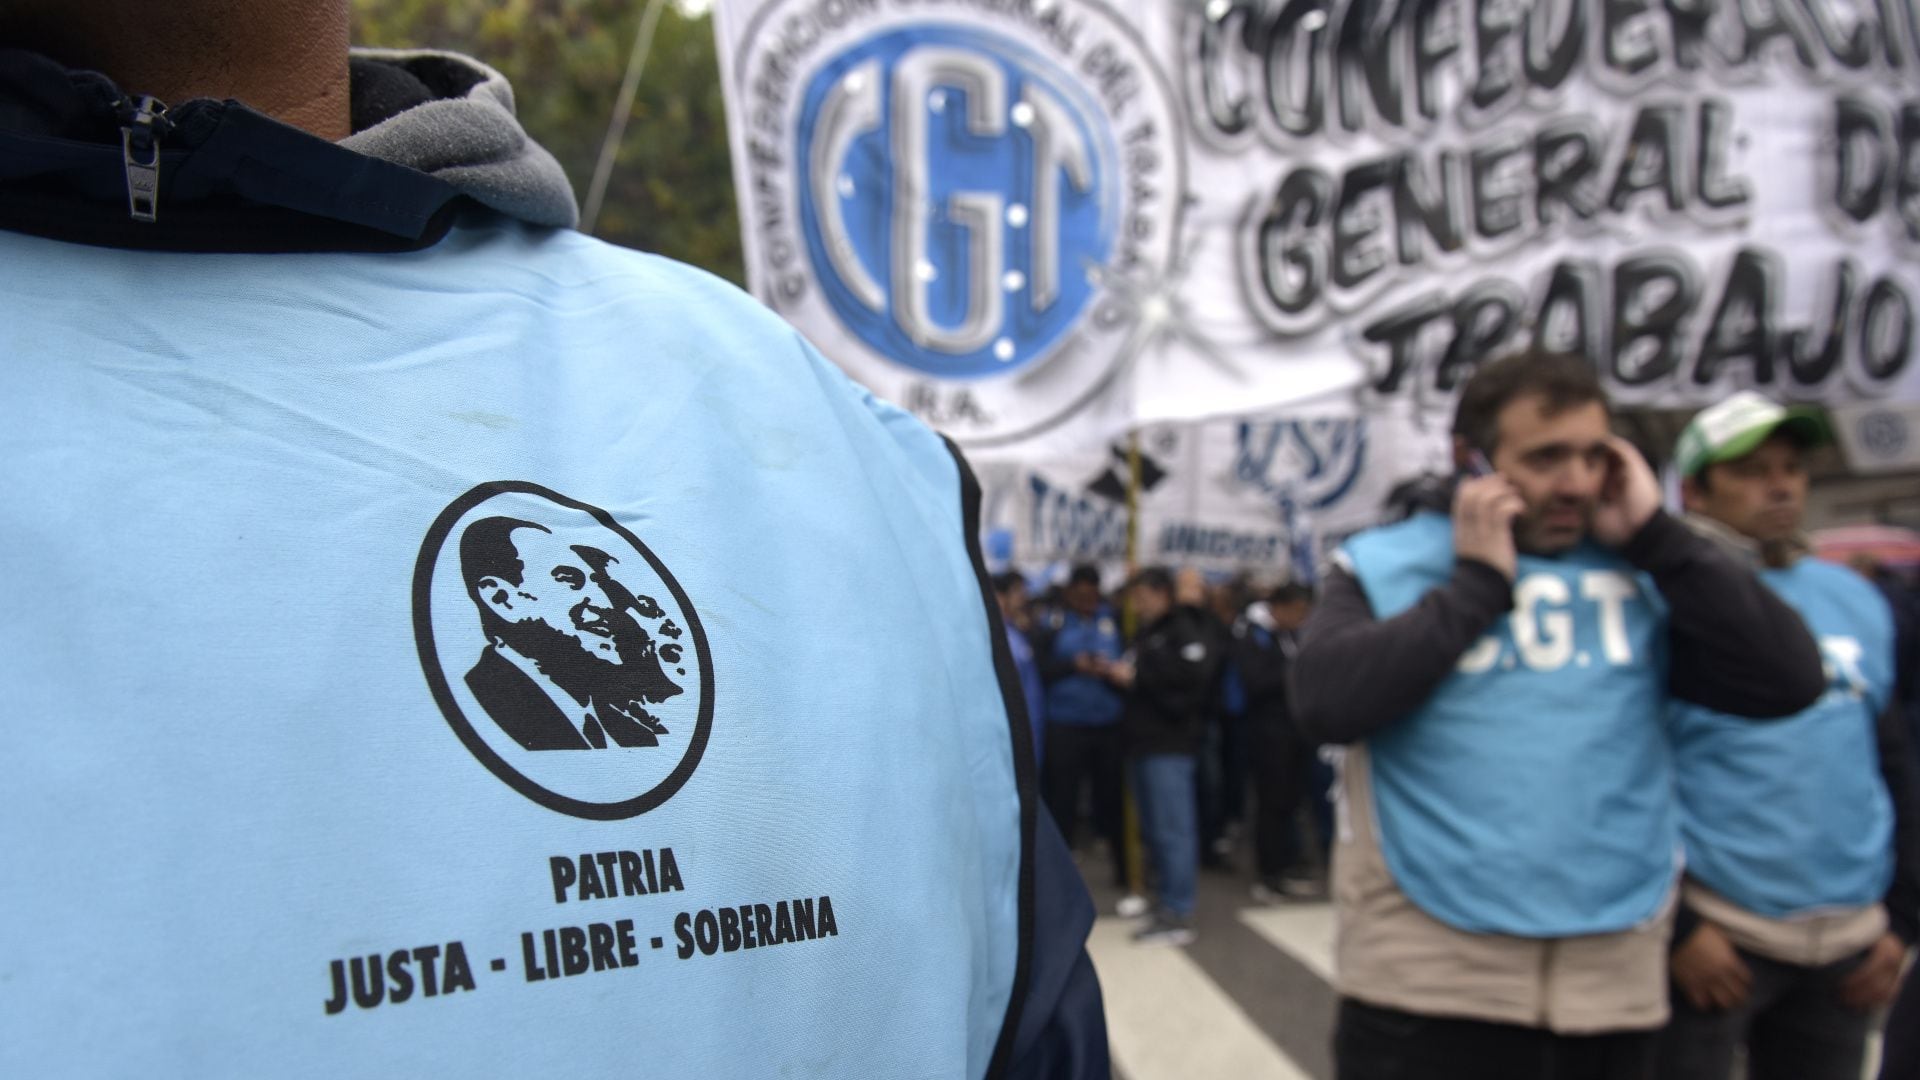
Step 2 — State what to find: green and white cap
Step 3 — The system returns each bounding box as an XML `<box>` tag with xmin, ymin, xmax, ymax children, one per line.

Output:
<box><xmin>1673</xmin><ymin>391</ymin><xmax>1830</xmax><ymax>478</ymax></box>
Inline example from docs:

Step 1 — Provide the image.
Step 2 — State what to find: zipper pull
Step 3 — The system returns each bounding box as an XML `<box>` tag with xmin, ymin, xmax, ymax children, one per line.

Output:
<box><xmin>120</xmin><ymin>95</ymin><xmax>168</xmax><ymax>223</ymax></box>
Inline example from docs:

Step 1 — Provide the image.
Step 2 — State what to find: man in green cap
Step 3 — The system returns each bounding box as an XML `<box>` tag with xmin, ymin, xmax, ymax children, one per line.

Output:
<box><xmin>1659</xmin><ymin>391</ymin><xmax>1920</xmax><ymax>1080</ymax></box>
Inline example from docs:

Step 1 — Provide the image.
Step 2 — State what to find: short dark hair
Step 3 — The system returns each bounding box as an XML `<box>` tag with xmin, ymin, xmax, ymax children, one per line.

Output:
<box><xmin>991</xmin><ymin>571</ymin><xmax>1026</xmax><ymax>596</ymax></box>
<box><xmin>1271</xmin><ymin>582</ymin><xmax>1314</xmax><ymax>606</ymax></box>
<box><xmin>1693</xmin><ymin>428</ymin><xmax>1812</xmax><ymax>494</ymax></box>
<box><xmin>460</xmin><ymin>516</ymin><xmax>550</xmax><ymax>590</ymax></box>
<box><xmin>1452</xmin><ymin>349</ymin><xmax>1608</xmax><ymax>455</ymax></box>
<box><xmin>1130</xmin><ymin>566</ymin><xmax>1174</xmax><ymax>595</ymax></box>
<box><xmin>1067</xmin><ymin>564</ymin><xmax>1102</xmax><ymax>589</ymax></box>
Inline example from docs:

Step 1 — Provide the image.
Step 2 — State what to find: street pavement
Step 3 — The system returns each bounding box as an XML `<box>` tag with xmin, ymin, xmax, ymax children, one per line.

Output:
<box><xmin>1081</xmin><ymin>864</ymin><xmax>1887</xmax><ymax>1080</ymax></box>
<box><xmin>1082</xmin><ymin>863</ymin><xmax>1339</xmax><ymax>1080</ymax></box>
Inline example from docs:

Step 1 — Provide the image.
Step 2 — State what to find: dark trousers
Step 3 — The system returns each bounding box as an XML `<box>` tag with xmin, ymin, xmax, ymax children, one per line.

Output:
<box><xmin>1198</xmin><ymin>712</ymin><xmax>1247</xmax><ymax>855</ymax></box>
<box><xmin>1249</xmin><ymin>717</ymin><xmax>1315</xmax><ymax>879</ymax></box>
<box><xmin>1336</xmin><ymin>998</ymin><xmax>1657</xmax><ymax>1080</ymax></box>
<box><xmin>1041</xmin><ymin>723</ymin><xmax>1129</xmax><ymax>886</ymax></box>
<box><xmin>1882</xmin><ymin>958</ymin><xmax>1920</xmax><ymax>1080</ymax></box>
<box><xmin>1654</xmin><ymin>946</ymin><xmax>1877</xmax><ymax>1080</ymax></box>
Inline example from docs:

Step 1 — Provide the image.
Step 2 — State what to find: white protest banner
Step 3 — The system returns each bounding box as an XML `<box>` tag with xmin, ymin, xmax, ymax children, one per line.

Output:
<box><xmin>976</xmin><ymin>402</ymin><xmax>1452</xmax><ymax>581</ymax></box>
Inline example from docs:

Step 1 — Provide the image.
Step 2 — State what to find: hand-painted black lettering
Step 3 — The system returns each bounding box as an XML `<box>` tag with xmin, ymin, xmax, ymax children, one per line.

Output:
<box><xmin>1536</xmin><ymin>259</ymin><xmax>1604</xmax><ymax>364</ymax></box>
<box><xmin>1535</xmin><ymin>119</ymin><xmax>1602</xmax><ymax>225</ymax></box>
<box><xmin>1525</xmin><ymin>0</ymin><xmax>1587</xmax><ymax>86</ymax></box>
<box><xmin>1414</xmin><ymin>0</ymin><xmax>1459</xmax><ymax>121</ymax></box>
<box><xmin>1611</xmin><ymin>251</ymin><xmax>1697</xmax><ymax>384</ymax></box>
<box><xmin>1834</xmin><ymin>97</ymin><xmax>1888</xmax><ymax>223</ymax></box>
<box><xmin>1442</xmin><ymin>282</ymin><xmax>1525</xmax><ymax>389</ymax></box>
<box><xmin>1266</xmin><ymin>0</ymin><xmax>1333</xmax><ymax>137</ymax></box>
<box><xmin>1606</xmin><ymin>104</ymin><xmax>1686</xmax><ymax>214</ymax></box>
<box><xmin>1252</xmin><ymin>167</ymin><xmax>1333</xmax><ymax>316</ymax></box>
<box><xmin>1695</xmin><ymin>248</ymin><xmax>1779</xmax><ymax>385</ymax></box>
<box><xmin>1862</xmin><ymin>277</ymin><xmax>1914</xmax><ymax>380</ymax></box>
<box><xmin>1336</xmin><ymin>0</ymin><xmax>1406</xmax><ymax>131</ymax></box>
<box><xmin>1363</xmin><ymin>291</ymin><xmax>1452</xmax><ymax>393</ymax></box>
<box><xmin>1394</xmin><ymin>151</ymin><xmax>1467</xmax><ymax>267</ymax></box>
<box><xmin>1471</xmin><ymin>134</ymin><xmax>1531</xmax><ymax>238</ymax></box>
<box><xmin>1334</xmin><ymin>157</ymin><xmax>1396</xmax><ymax>288</ymax></box>
<box><xmin>1694</xmin><ymin>98</ymin><xmax>1750</xmax><ymax>211</ymax></box>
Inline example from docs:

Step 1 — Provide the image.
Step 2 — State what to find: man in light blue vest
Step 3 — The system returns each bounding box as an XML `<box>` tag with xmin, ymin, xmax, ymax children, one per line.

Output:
<box><xmin>1656</xmin><ymin>393</ymin><xmax>1920</xmax><ymax>1080</ymax></box>
<box><xmin>0</xmin><ymin>4</ymin><xmax>1107</xmax><ymax>1076</ymax></box>
<box><xmin>1294</xmin><ymin>351</ymin><xmax>1827</xmax><ymax>1080</ymax></box>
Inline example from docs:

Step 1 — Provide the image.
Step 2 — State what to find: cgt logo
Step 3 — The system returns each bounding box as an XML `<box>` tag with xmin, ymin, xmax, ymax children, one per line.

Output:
<box><xmin>734</xmin><ymin>0</ymin><xmax>1181</xmax><ymax>446</ymax></box>
<box><xmin>799</xmin><ymin>28</ymin><xmax>1109</xmax><ymax>377</ymax></box>
<box><xmin>1456</xmin><ymin>570</ymin><xmax>1650</xmax><ymax>674</ymax></box>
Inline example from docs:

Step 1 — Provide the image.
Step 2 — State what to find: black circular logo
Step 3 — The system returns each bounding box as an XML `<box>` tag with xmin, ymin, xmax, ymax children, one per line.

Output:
<box><xmin>413</xmin><ymin>482</ymin><xmax>713</xmax><ymax>819</ymax></box>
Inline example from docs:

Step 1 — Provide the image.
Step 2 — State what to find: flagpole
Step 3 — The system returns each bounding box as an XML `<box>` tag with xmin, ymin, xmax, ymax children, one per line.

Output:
<box><xmin>1122</xmin><ymin>429</ymin><xmax>1146</xmax><ymax>900</ymax></box>
<box><xmin>582</xmin><ymin>0</ymin><xmax>672</xmax><ymax>235</ymax></box>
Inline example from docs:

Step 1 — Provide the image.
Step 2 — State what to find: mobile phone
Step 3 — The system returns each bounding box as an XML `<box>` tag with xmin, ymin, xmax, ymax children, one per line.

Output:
<box><xmin>1464</xmin><ymin>449</ymin><xmax>1494</xmax><ymax>478</ymax></box>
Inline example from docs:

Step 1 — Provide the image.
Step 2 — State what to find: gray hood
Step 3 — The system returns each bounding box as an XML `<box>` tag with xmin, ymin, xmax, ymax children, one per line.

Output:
<box><xmin>341</xmin><ymin>48</ymin><xmax>578</xmax><ymax>230</ymax></box>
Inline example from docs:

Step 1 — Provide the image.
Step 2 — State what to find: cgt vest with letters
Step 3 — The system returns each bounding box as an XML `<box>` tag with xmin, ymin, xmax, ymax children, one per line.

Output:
<box><xmin>1342</xmin><ymin>512</ymin><xmax>1677</xmax><ymax>937</ymax></box>
<box><xmin>0</xmin><ymin>220</ymin><xmax>1036</xmax><ymax>1076</ymax></box>
<box><xmin>1669</xmin><ymin>560</ymin><xmax>1896</xmax><ymax>918</ymax></box>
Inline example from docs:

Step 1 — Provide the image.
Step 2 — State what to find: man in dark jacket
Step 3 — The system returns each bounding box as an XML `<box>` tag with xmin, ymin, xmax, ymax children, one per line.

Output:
<box><xmin>1240</xmin><ymin>582</ymin><xmax>1321</xmax><ymax>901</ymax></box>
<box><xmin>1112</xmin><ymin>566</ymin><xmax>1221</xmax><ymax>945</ymax></box>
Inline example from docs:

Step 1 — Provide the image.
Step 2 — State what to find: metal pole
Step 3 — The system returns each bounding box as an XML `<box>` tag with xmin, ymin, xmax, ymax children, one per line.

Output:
<box><xmin>1122</xmin><ymin>430</ymin><xmax>1146</xmax><ymax>899</ymax></box>
<box><xmin>581</xmin><ymin>0</ymin><xmax>671</xmax><ymax>235</ymax></box>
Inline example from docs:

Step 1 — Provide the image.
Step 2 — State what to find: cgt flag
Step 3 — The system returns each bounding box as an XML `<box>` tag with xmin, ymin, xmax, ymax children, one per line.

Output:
<box><xmin>712</xmin><ymin>0</ymin><xmax>1370</xmax><ymax>460</ymax></box>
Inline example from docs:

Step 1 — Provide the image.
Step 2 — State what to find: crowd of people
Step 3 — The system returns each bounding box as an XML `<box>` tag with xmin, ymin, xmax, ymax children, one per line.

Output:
<box><xmin>997</xmin><ymin>353</ymin><xmax>1920</xmax><ymax>1080</ymax></box>
<box><xmin>991</xmin><ymin>563</ymin><xmax>1330</xmax><ymax>944</ymax></box>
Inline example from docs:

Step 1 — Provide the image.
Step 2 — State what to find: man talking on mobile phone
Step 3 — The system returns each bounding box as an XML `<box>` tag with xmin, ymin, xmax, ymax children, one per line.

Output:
<box><xmin>1292</xmin><ymin>350</ymin><xmax>1828</xmax><ymax>1080</ymax></box>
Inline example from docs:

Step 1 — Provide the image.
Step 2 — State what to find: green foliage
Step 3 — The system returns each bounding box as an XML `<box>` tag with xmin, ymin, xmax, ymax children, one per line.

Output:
<box><xmin>351</xmin><ymin>0</ymin><xmax>744</xmax><ymax>284</ymax></box>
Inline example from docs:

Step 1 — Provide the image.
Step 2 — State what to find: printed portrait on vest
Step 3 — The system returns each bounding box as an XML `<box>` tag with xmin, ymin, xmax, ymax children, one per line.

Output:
<box><xmin>459</xmin><ymin>515</ymin><xmax>686</xmax><ymax>751</ymax></box>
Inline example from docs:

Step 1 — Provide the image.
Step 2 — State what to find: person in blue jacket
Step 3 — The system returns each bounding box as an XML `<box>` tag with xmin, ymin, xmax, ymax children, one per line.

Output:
<box><xmin>995</xmin><ymin>571</ymin><xmax>1047</xmax><ymax>768</ymax></box>
<box><xmin>1658</xmin><ymin>393</ymin><xmax>1920</xmax><ymax>1080</ymax></box>
<box><xmin>0</xmin><ymin>4</ymin><xmax>1107</xmax><ymax>1077</ymax></box>
<box><xmin>1034</xmin><ymin>564</ymin><xmax>1134</xmax><ymax>896</ymax></box>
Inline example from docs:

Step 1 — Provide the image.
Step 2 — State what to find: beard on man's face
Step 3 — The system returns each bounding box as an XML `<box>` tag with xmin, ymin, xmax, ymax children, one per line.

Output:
<box><xmin>503</xmin><ymin>603</ymin><xmax>683</xmax><ymax>711</ymax></box>
<box><xmin>1516</xmin><ymin>494</ymin><xmax>1595</xmax><ymax>554</ymax></box>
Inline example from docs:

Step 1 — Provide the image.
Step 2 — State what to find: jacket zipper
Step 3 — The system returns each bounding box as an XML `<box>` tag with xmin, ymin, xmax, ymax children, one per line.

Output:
<box><xmin>119</xmin><ymin>95</ymin><xmax>169</xmax><ymax>223</ymax></box>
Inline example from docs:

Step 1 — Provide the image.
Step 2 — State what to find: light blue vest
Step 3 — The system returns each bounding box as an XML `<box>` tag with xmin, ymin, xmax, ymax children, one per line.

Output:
<box><xmin>1669</xmin><ymin>559</ymin><xmax>1896</xmax><ymax>917</ymax></box>
<box><xmin>1344</xmin><ymin>513</ymin><xmax>1676</xmax><ymax>937</ymax></box>
<box><xmin>0</xmin><ymin>220</ymin><xmax>1026</xmax><ymax>1078</ymax></box>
